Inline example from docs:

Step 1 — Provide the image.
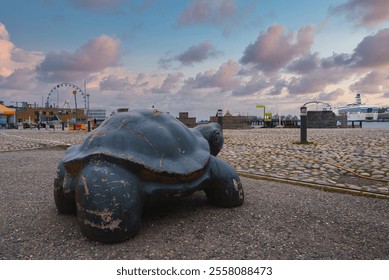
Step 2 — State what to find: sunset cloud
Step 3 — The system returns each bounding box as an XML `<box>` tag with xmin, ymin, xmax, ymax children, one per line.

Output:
<box><xmin>280</xmin><ymin>28</ymin><xmax>389</xmax><ymax>96</ymax></box>
<box><xmin>176</xmin><ymin>0</ymin><xmax>237</xmax><ymax>26</ymax></box>
<box><xmin>320</xmin><ymin>28</ymin><xmax>389</xmax><ymax>70</ymax></box>
<box><xmin>99</xmin><ymin>75</ymin><xmax>132</xmax><ymax>91</ymax></box>
<box><xmin>240</xmin><ymin>25</ymin><xmax>315</xmax><ymax>73</ymax></box>
<box><xmin>350</xmin><ymin>71</ymin><xmax>389</xmax><ymax>95</ymax></box>
<box><xmin>0</xmin><ymin>68</ymin><xmax>36</xmax><ymax>90</ymax></box>
<box><xmin>68</xmin><ymin>0</ymin><xmax>123</xmax><ymax>11</ymax></box>
<box><xmin>232</xmin><ymin>75</ymin><xmax>273</xmax><ymax>97</ymax></box>
<box><xmin>317</xmin><ymin>88</ymin><xmax>345</xmax><ymax>101</ymax></box>
<box><xmin>152</xmin><ymin>73</ymin><xmax>184</xmax><ymax>94</ymax></box>
<box><xmin>183</xmin><ymin>59</ymin><xmax>240</xmax><ymax>91</ymax></box>
<box><xmin>287</xmin><ymin>52</ymin><xmax>320</xmax><ymax>74</ymax></box>
<box><xmin>0</xmin><ymin>23</ymin><xmax>10</xmax><ymax>40</ymax></box>
<box><xmin>0</xmin><ymin>23</ymin><xmax>42</xmax><ymax>85</ymax></box>
<box><xmin>177</xmin><ymin>41</ymin><xmax>221</xmax><ymax>66</ymax></box>
<box><xmin>0</xmin><ymin>28</ymin><xmax>14</xmax><ymax>76</ymax></box>
<box><xmin>159</xmin><ymin>40</ymin><xmax>221</xmax><ymax>68</ymax></box>
<box><xmin>330</xmin><ymin>0</ymin><xmax>389</xmax><ymax>28</ymax></box>
<box><xmin>37</xmin><ymin>35</ymin><xmax>120</xmax><ymax>82</ymax></box>
<box><xmin>351</xmin><ymin>28</ymin><xmax>389</xmax><ymax>68</ymax></box>
<box><xmin>287</xmin><ymin>66</ymin><xmax>350</xmax><ymax>95</ymax></box>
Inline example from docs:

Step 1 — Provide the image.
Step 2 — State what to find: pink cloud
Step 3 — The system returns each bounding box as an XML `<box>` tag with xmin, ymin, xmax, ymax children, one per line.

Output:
<box><xmin>287</xmin><ymin>52</ymin><xmax>320</xmax><ymax>74</ymax></box>
<box><xmin>287</xmin><ymin>66</ymin><xmax>350</xmax><ymax>95</ymax></box>
<box><xmin>176</xmin><ymin>0</ymin><xmax>237</xmax><ymax>26</ymax></box>
<box><xmin>0</xmin><ymin>23</ymin><xmax>43</xmax><ymax>79</ymax></box>
<box><xmin>317</xmin><ymin>88</ymin><xmax>345</xmax><ymax>101</ymax></box>
<box><xmin>283</xmin><ymin>28</ymin><xmax>389</xmax><ymax>96</ymax></box>
<box><xmin>240</xmin><ymin>24</ymin><xmax>315</xmax><ymax>72</ymax></box>
<box><xmin>37</xmin><ymin>35</ymin><xmax>120</xmax><ymax>82</ymax></box>
<box><xmin>351</xmin><ymin>28</ymin><xmax>389</xmax><ymax>68</ymax></box>
<box><xmin>350</xmin><ymin>71</ymin><xmax>389</xmax><ymax>94</ymax></box>
<box><xmin>177</xmin><ymin>41</ymin><xmax>221</xmax><ymax>66</ymax></box>
<box><xmin>0</xmin><ymin>68</ymin><xmax>36</xmax><ymax>90</ymax></box>
<box><xmin>232</xmin><ymin>77</ymin><xmax>264</xmax><ymax>96</ymax></box>
<box><xmin>0</xmin><ymin>23</ymin><xmax>15</xmax><ymax>76</ymax></box>
<box><xmin>0</xmin><ymin>23</ymin><xmax>10</xmax><ymax>40</ymax></box>
<box><xmin>152</xmin><ymin>73</ymin><xmax>184</xmax><ymax>94</ymax></box>
<box><xmin>68</xmin><ymin>0</ymin><xmax>123</xmax><ymax>11</ymax></box>
<box><xmin>322</xmin><ymin>28</ymin><xmax>389</xmax><ymax>68</ymax></box>
<box><xmin>159</xmin><ymin>40</ymin><xmax>221</xmax><ymax>68</ymax></box>
<box><xmin>183</xmin><ymin>59</ymin><xmax>240</xmax><ymax>91</ymax></box>
<box><xmin>99</xmin><ymin>75</ymin><xmax>132</xmax><ymax>91</ymax></box>
<box><xmin>331</xmin><ymin>0</ymin><xmax>389</xmax><ymax>28</ymax></box>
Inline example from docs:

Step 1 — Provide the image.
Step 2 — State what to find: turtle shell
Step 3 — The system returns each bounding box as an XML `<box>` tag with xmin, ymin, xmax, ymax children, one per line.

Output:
<box><xmin>63</xmin><ymin>109</ymin><xmax>210</xmax><ymax>177</ymax></box>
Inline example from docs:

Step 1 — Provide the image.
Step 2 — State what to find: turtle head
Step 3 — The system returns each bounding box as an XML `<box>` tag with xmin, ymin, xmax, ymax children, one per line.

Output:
<box><xmin>194</xmin><ymin>123</ymin><xmax>224</xmax><ymax>156</ymax></box>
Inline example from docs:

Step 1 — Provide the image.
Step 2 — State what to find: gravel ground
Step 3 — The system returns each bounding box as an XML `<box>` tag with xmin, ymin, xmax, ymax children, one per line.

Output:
<box><xmin>0</xmin><ymin>148</ymin><xmax>388</xmax><ymax>260</ymax></box>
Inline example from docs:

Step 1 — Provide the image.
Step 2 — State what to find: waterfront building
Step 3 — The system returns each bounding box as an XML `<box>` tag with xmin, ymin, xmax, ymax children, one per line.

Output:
<box><xmin>16</xmin><ymin>105</ymin><xmax>86</xmax><ymax>125</ymax></box>
<box><xmin>0</xmin><ymin>103</ymin><xmax>16</xmax><ymax>128</ymax></box>
<box><xmin>88</xmin><ymin>109</ymin><xmax>107</xmax><ymax>122</ymax></box>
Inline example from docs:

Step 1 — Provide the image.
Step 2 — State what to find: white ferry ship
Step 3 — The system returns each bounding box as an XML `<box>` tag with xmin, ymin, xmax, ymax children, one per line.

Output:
<box><xmin>334</xmin><ymin>94</ymin><xmax>379</xmax><ymax>121</ymax></box>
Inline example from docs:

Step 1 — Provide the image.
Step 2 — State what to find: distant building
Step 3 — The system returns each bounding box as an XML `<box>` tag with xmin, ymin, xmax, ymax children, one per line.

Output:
<box><xmin>177</xmin><ymin>112</ymin><xmax>197</xmax><ymax>128</ymax></box>
<box><xmin>89</xmin><ymin>109</ymin><xmax>107</xmax><ymax>121</ymax></box>
<box><xmin>0</xmin><ymin>104</ymin><xmax>16</xmax><ymax>128</ymax></box>
<box><xmin>209</xmin><ymin>111</ymin><xmax>251</xmax><ymax>129</ymax></box>
<box><xmin>16</xmin><ymin>105</ymin><xmax>86</xmax><ymax>124</ymax></box>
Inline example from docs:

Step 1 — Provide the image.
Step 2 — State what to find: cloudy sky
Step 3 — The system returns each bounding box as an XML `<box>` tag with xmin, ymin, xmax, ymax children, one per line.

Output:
<box><xmin>1</xmin><ymin>0</ymin><xmax>389</xmax><ymax>120</ymax></box>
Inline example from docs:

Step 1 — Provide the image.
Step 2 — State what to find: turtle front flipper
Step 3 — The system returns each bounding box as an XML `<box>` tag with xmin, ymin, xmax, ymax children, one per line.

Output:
<box><xmin>75</xmin><ymin>161</ymin><xmax>143</xmax><ymax>243</ymax></box>
<box><xmin>204</xmin><ymin>156</ymin><xmax>244</xmax><ymax>207</ymax></box>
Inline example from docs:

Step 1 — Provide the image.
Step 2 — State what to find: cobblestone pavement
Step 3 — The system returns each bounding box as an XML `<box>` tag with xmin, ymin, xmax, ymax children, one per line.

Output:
<box><xmin>1</xmin><ymin>127</ymin><xmax>389</xmax><ymax>196</ymax></box>
<box><xmin>0</xmin><ymin>129</ymin><xmax>85</xmax><ymax>151</ymax></box>
<box><xmin>219</xmin><ymin>128</ymin><xmax>389</xmax><ymax>196</ymax></box>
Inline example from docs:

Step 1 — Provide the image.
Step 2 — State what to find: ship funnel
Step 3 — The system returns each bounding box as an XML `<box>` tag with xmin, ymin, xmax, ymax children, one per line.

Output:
<box><xmin>355</xmin><ymin>94</ymin><xmax>361</xmax><ymax>105</ymax></box>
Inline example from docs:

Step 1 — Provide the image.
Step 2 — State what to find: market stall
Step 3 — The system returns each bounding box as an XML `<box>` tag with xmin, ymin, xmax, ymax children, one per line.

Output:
<box><xmin>0</xmin><ymin>104</ymin><xmax>16</xmax><ymax>128</ymax></box>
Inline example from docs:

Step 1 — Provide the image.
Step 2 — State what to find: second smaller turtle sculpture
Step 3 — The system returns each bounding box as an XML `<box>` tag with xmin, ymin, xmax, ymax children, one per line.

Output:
<box><xmin>54</xmin><ymin>109</ymin><xmax>244</xmax><ymax>243</ymax></box>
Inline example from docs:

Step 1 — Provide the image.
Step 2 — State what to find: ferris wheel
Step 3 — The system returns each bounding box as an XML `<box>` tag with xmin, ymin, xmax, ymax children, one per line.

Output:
<box><xmin>46</xmin><ymin>83</ymin><xmax>87</xmax><ymax>109</ymax></box>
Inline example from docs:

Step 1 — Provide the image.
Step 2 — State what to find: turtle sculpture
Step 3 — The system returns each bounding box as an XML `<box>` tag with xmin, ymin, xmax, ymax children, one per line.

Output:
<box><xmin>54</xmin><ymin>109</ymin><xmax>244</xmax><ymax>243</ymax></box>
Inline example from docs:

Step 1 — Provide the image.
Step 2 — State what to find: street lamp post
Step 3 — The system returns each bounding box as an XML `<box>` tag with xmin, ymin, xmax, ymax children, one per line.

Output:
<box><xmin>73</xmin><ymin>90</ymin><xmax>78</xmax><ymax>122</ymax></box>
<box><xmin>300</xmin><ymin>106</ymin><xmax>307</xmax><ymax>143</ymax></box>
<box><xmin>86</xmin><ymin>94</ymin><xmax>90</xmax><ymax>120</ymax></box>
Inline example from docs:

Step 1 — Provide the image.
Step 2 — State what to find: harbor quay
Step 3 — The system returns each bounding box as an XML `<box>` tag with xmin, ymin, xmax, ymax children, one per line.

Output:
<box><xmin>0</xmin><ymin>127</ymin><xmax>389</xmax><ymax>196</ymax></box>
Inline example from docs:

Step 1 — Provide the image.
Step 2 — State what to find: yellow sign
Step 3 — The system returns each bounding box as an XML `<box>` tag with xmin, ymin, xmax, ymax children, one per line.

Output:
<box><xmin>256</xmin><ymin>105</ymin><xmax>265</xmax><ymax>108</ymax></box>
<box><xmin>264</xmin><ymin>112</ymin><xmax>272</xmax><ymax>120</ymax></box>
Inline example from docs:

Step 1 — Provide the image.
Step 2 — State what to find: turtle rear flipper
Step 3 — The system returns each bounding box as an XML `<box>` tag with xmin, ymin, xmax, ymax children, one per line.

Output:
<box><xmin>76</xmin><ymin>162</ymin><xmax>143</xmax><ymax>243</ymax></box>
<box><xmin>54</xmin><ymin>160</ymin><xmax>77</xmax><ymax>215</ymax></box>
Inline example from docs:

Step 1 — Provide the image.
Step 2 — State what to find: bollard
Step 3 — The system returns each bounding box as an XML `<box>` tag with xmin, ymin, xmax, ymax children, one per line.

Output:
<box><xmin>88</xmin><ymin>121</ymin><xmax>91</xmax><ymax>132</ymax></box>
<box><xmin>300</xmin><ymin>106</ymin><xmax>307</xmax><ymax>143</ymax></box>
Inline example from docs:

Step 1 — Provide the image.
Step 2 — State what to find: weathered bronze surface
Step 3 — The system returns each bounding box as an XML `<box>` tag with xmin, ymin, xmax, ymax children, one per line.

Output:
<box><xmin>54</xmin><ymin>109</ymin><xmax>244</xmax><ymax>243</ymax></box>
